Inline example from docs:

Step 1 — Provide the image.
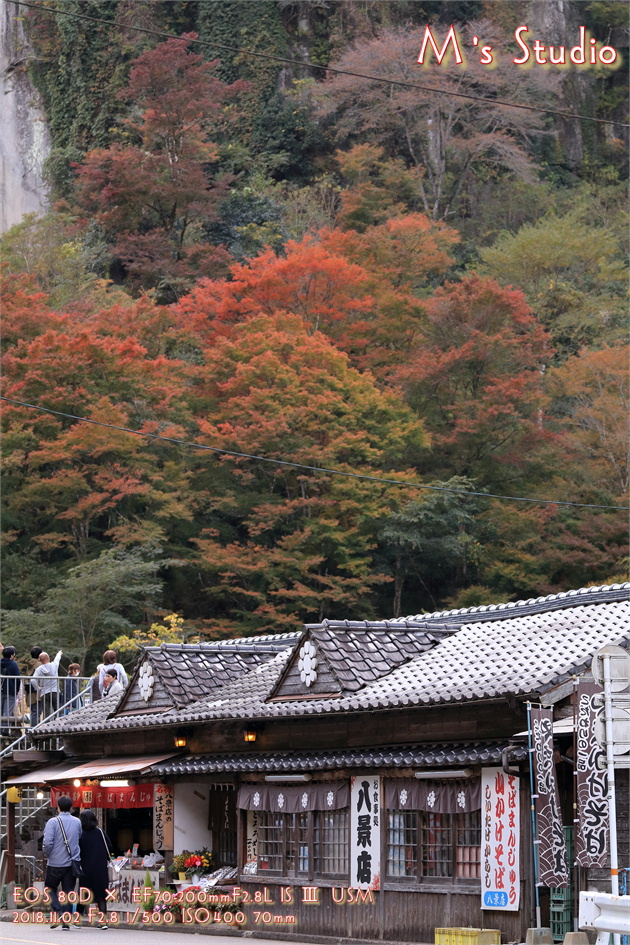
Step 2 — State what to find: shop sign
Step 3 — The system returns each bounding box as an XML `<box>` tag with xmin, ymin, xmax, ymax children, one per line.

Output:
<box><xmin>50</xmin><ymin>784</ymin><xmax>155</xmax><ymax>809</ymax></box>
<box><xmin>107</xmin><ymin>869</ymin><xmax>161</xmax><ymax>913</ymax></box>
<box><xmin>481</xmin><ymin>767</ymin><xmax>520</xmax><ymax>911</ymax></box>
<box><xmin>350</xmin><ymin>775</ymin><xmax>381</xmax><ymax>891</ymax></box>
<box><xmin>244</xmin><ymin>810</ymin><xmax>259</xmax><ymax>874</ymax></box>
<box><xmin>153</xmin><ymin>784</ymin><xmax>174</xmax><ymax>851</ymax></box>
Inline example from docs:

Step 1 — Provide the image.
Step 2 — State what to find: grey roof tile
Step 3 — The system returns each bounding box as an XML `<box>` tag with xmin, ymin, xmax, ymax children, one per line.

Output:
<box><xmin>35</xmin><ymin>584</ymin><xmax>630</xmax><ymax>737</ymax></box>
<box><xmin>149</xmin><ymin>740</ymin><xmax>527</xmax><ymax>777</ymax></box>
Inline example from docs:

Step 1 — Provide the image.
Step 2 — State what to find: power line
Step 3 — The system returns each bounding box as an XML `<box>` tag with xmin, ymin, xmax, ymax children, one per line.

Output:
<box><xmin>13</xmin><ymin>0</ymin><xmax>628</xmax><ymax>128</ymax></box>
<box><xmin>1</xmin><ymin>396</ymin><xmax>627</xmax><ymax>512</ymax></box>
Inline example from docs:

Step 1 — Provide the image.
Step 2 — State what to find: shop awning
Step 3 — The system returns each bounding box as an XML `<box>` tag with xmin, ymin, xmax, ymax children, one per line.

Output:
<box><xmin>6</xmin><ymin>752</ymin><xmax>179</xmax><ymax>785</ymax></box>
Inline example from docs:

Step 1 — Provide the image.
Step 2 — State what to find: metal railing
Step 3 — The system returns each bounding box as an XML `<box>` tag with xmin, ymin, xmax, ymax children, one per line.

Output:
<box><xmin>0</xmin><ymin>783</ymin><xmax>51</xmax><ymax>837</ymax></box>
<box><xmin>1</xmin><ymin>676</ymin><xmax>95</xmax><ymax>759</ymax></box>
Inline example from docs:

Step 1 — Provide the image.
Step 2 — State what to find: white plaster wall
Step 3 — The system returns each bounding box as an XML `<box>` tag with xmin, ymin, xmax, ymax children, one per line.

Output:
<box><xmin>173</xmin><ymin>782</ymin><xmax>214</xmax><ymax>855</ymax></box>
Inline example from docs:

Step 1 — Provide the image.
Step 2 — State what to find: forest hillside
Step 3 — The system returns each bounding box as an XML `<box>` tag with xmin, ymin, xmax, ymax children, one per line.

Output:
<box><xmin>1</xmin><ymin>0</ymin><xmax>628</xmax><ymax>670</ymax></box>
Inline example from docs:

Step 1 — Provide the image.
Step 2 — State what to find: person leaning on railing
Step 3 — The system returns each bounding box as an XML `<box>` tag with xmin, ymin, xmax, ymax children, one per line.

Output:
<box><xmin>97</xmin><ymin>650</ymin><xmax>128</xmax><ymax>696</ymax></box>
<box><xmin>63</xmin><ymin>664</ymin><xmax>81</xmax><ymax>714</ymax></box>
<box><xmin>31</xmin><ymin>650</ymin><xmax>62</xmax><ymax>727</ymax></box>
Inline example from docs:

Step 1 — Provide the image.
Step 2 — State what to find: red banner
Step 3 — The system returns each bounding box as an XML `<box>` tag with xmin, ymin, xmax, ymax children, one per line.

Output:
<box><xmin>50</xmin><ymin>784</ymin><xmax>155</xmax><ymax>809</ymax></box>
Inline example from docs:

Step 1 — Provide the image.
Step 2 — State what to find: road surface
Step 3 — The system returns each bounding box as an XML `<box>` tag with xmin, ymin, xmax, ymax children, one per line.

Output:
<box><xmin>0</xmin><ymin>919</ymin><xmax>310</xmax><ymax>945</ymax></box>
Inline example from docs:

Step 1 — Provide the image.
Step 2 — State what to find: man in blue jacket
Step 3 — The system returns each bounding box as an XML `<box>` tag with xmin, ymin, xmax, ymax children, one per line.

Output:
<box><xmin>42</xmin><ymin>795</ymin><xmax>82</xmax><ymax>929</ymax></box>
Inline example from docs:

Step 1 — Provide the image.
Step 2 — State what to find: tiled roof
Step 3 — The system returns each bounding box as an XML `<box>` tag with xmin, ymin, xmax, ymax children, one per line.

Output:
<box><xmin>305</xmin><ymin>625</ymin><xmax>441</xmax><ymax>693</ymax></box>
<box><xmin>145</xmin><ymin>636</ymin><xmax>296</xmax><ymax>707</ymax></box>
<box><xmin>32</xmin><ymin>690</ymin><xmax>124</xmax><ymax>734</ymax></box>
<box><xmin>149</xmin><ymin>741</ymin><xmax>528</xmax><ymax>777</ymax></box>
<box><xmin>35</xmin><ymin>583</ymin><xmax>630</xmax><ymax>736</ymax></box>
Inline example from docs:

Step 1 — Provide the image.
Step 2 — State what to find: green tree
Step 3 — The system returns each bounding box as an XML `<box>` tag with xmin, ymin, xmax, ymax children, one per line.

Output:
<box><xmin>2</xmin><ymin>545</ymin><xmax>164</xmax><ymax>668</ymax></box>
<box><xmin>479</xmin><ymin>208</ymin><xmax>628</xmax><ymax>357</ymax></box>
<box><xmin>379</xmin><ymin>477</ymin><xmax>485</xmax><ymax>616</ymax></box>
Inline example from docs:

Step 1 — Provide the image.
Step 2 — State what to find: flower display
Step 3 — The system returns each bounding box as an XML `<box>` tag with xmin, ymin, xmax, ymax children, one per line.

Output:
<box><xmin>182</xmin><ymin>849</ymin><xmax>215</xmax><ymax>876</ymax></box>
<box><xmin>169</xmin><ymin>849</ymin><xmax>215</xmax><ymax>876</ymax></box>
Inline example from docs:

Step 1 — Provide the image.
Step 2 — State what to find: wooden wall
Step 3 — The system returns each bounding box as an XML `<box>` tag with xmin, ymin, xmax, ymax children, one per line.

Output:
<box><xmin>63</xmin><ymin>698</ymin><xmax>527</xmax><ymax>759</ymax></box>
<box><xmin>233</xmin><ymin>882</ymin><xmax>530</xmax><ymax>942</ymax></box>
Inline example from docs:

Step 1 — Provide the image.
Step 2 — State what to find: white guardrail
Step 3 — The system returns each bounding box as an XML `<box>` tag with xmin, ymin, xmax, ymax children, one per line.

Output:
<box><xmin>579</xmin><ymin>891</ymin><xmax>630</xmax><ymax>944</ymax></box>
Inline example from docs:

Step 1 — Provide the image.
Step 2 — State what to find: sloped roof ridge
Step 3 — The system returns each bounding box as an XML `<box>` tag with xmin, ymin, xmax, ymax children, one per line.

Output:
<box><xmin>397</xmin><ymin>582</ymin><xmax>630</xmax><ymax>625</ymax></box>
<box><xmin>144</xmin><ymin>631</ymin><xmax>301</xmax><ymax>654</ymax></box>
<box><xmin>310</xmin><ymin>619</ymin><xmax>455</xmax><ymax>633</ymax></box>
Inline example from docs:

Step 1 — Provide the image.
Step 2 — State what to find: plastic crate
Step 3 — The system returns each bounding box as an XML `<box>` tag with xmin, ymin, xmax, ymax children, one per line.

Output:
<box><xmin>435</xmin><ymin>929</ymin><xmax>501</xmax><ymax>945</ymax></box>
<box><xmin>550</xmin><ymin>904</ymin><xmax>573</xmax><ymax>942</ymax></box>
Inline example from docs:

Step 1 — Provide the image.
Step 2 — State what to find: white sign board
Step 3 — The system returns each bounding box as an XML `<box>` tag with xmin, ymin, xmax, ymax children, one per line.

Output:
<box><xmin>107</xmin><ymin>869</ymin><xmax>161</xmax><ymax>913</ymax></box>
<box><xmin>481</xmin><ymin>767</ymin><xmax>520</xmax><ymax>911</ymax></box>
<box><xmin>350</xmin><ymin>775</ymin><xmax>381</xmax><ymax>891</ymax></box>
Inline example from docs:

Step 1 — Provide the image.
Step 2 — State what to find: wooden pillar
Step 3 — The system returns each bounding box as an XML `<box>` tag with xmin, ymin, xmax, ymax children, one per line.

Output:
<box><xmin>6</xmin><ymin>800</ymin><xmax>16</xmax><ymax>883</ymax></box>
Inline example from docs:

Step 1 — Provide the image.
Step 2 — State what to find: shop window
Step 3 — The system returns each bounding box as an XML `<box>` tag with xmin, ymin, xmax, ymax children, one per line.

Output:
<box><xmin>387</xmin><ymin>809</ymin><xmax>417</xmax><ymax>877</ymax></box>
<box><xmin>314</xmin><ymin>809</ymin><xmax>348</xmax><ymax>876</ymax></box>
<box><xmin>386</xmin><ymin>810</ymin><xmax>481</xmax><ymax>882</ymax></box>
<box><xmin>257</xmin><ymin>809</ymin><xmax>348</xmax><ymax>878</ymax></box>
<box><xmin>258</xmin><ymin>811</ymin><xmax>309</xmax><ymax>876</ymax></box>
<box><xmin>239</xmin><ymin>781</ymin><xmax>350</xmax><ymax>880</ymax></box>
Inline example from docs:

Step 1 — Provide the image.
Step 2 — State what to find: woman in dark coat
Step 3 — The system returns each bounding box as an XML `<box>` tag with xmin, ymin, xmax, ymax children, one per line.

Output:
<box><xmin>77</xmin><ymin>810</ymin><xmax>112</xmax><ymax>928</ymax></box>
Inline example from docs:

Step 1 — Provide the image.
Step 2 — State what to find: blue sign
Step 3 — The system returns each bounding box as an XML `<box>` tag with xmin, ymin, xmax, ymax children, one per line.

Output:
<box><xmin>484</xmin><ymin>891</ymin><xmax>508</xmax><ymax>908</ymax></box>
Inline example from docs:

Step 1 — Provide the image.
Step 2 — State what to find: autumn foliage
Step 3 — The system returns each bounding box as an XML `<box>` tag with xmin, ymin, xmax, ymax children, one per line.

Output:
<box><xmin>1</xmin><ymin>11</ymin><xmax>628</xmax><ymax>660</ymax></box>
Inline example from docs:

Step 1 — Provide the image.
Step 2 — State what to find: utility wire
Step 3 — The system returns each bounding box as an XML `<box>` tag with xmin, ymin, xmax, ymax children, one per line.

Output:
<box><xmin>13</xmin><ymin>0</ymin><xmax>628</xmax><ymax>128</ymax></box>
<box><xmin>1</xmin><ymin>396</ymin><xmax>627</xmax><ymax>512</ymax></box>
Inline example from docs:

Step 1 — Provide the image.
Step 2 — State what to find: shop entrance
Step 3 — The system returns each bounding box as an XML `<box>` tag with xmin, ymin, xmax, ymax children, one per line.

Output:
<box><xmin>105</xmin><ymin>806</ymin><xmax>154</xmax><ymax>855</ymax></box>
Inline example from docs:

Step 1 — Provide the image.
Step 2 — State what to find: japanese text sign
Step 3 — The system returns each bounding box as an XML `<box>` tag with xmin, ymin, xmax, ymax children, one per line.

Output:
<box><xmin>350</xmin><ymin>775</ymin><xmax>381</xmax><ymax>891</ymax></box>
<box><xmin>481</xmin><ymin>767</ymin><xmax>520</xmax><ymax>911</ymax></box>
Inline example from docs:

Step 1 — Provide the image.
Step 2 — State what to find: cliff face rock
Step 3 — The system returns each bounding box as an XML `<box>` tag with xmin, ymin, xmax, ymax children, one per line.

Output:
<box><xmin>0</xmin><ymin>0</ymin><xmax>50</xmax><ymax>233</ymax></box>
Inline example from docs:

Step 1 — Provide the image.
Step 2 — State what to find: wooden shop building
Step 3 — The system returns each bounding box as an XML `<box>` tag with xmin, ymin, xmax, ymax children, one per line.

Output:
<box><xmin>6</xmin><ymin>582</ymin><xmax>630</xmax><ymax>943</ymax></box>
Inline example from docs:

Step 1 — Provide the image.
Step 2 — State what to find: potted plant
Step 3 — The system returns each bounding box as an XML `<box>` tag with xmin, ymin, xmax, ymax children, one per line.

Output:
<box><xmin>169</xmin><ymin>851</ymin><xmax>191</xmax><ymax>881</ymax></box>
<box><xmin>182</xmin><ymin>849</ymin><xmax>215</xmax><ymax>883</ymax></box>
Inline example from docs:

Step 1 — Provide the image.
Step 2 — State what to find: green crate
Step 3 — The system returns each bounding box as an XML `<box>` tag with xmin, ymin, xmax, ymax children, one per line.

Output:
<box><xmin>550</xmin><ymin>904</ymin><xmax>573</xmax><ymax>942</ymax></box>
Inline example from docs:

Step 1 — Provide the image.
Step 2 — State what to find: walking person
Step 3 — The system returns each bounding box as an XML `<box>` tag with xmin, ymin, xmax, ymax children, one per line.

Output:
<box><xmin>42</xmin><ymin>795</ymin><xmax>82</xmax><ymax>930</ymax></box>
<box><xmin>98</xmin><ymin>650</ymin><xmax>128</xmax><ymax>696</ymax></box>
<box><xmin>1</xmin><ymin>646</ymin><xmax>21</xmax><ymax>736</ymax></box>
<box><xmin>77</xmin><ymin>810</ymin><xmax>112</xmax><ymax>929</ymax></box>
<box><xmin>31</xmin><ymin>650</ymin><xmax>63</xmax><ymax>727</ymax></box>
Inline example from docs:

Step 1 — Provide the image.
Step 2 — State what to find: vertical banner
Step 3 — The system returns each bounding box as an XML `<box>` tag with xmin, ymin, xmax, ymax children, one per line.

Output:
<box><xmin>350</xmin><ymin>775</ymin><xmax>381</xmax><ymax>890</ymax></box>
<box><xmin>530</xmin><ymin>707</ymin><xmax>570</xmax><ymax>887</ymax></box>
<box><xmin>153</xmin><ymin>783</ymin><xmax>174</xmax><ymax>851</ymax></box>
<box><xmin>575</xmin><ymin>680</ymin><xmax>608</xmax><ymax>867</ymax></box>
<box><xmin>481</xmin><ymin>767</ymin><xmax>520</xmax><ymax>911</ymax></box>
<box><xmin>244</xmin><ymin>809</ymin><xmax>259</xmax><ymax>874</ymax></box>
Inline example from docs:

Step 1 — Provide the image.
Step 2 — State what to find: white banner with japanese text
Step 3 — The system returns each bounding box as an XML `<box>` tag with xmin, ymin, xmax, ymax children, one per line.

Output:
<box><xmin>350</xmin><ymin>775</ymin><xmax>381</xmax><ymax>891</ymax></box>
<box><xmin>481</xmin><ymin>767</ymin><xmax>520</xmax><ymax>911</ymax></box>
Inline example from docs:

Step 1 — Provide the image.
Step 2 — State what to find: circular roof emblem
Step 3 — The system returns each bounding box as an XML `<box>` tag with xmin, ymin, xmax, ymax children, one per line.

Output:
<box><xmin>298</xmin><ymin>640</ymin><xmax>318</xmax><ymax>687</ymax></box>
<box><xmin>138</xmin><ymin>662</ymin><xmax>155</xmax><ymax>702</ymax></box>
